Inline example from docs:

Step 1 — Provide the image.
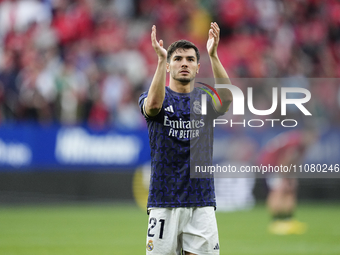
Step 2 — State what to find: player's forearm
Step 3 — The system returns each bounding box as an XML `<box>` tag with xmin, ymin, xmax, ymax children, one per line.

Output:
<box><xmin>210</xmin><ymin>55</ymin><xmax>233</xmax><ymax>106</ymax></box>
<box><xmin>145</xmin><ymin>59</ymin><xmax>167</xmax><ymax>116</ymax></box>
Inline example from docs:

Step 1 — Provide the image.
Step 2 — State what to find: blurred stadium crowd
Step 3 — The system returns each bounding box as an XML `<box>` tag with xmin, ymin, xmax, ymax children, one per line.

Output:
<box><xmin>0</xmin><ymin>0</ymin><xmax>339</xmax><ymax>128</ymax></box>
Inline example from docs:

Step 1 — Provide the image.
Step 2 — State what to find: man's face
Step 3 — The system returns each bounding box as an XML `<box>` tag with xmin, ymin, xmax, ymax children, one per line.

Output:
<box><xmin>167</xmin><ymin>48</ymin><xmax>200</xmax><ymax>83</ymax></box>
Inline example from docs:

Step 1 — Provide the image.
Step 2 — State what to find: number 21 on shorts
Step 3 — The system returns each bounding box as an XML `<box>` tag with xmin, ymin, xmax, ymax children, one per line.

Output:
<box><xmin>148</xmin><ymin>217</ymin><xmax>166</xmax><ymax>239</ymax></box>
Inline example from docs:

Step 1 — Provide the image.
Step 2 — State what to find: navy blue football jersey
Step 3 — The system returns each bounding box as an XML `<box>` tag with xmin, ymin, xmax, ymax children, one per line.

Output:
<box><xmin>139</xmin><ymin>86</ymin><xmax>223</xmax><ymax>208</ymax></box>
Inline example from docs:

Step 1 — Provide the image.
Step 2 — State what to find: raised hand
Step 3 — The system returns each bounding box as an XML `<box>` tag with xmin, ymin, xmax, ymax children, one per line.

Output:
<box><xmin>206</xmin><ymin>22</ymin><xmax>220</xmax><ymax>57</ymax></box>
<box><xmin>151</xmin><ymin>25</ymin><xmax>167</xmax><ymax>60</ymax></box>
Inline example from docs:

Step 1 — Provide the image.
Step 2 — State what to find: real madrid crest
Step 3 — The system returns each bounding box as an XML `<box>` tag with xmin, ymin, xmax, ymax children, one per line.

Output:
<box><xmin>146</xmin><ymin>240</ymin><xmax>154</xmax><ymax>251</ymax></box>
<box><xmin>193</xmin><ymin>100</ymin><xmax>201</xmax><ymax>114</ymax></box>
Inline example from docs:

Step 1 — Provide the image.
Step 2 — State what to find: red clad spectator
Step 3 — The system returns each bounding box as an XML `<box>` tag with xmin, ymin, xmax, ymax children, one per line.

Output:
<box><xmin>51</xmin><ymin>0</ymin><xmax>92</xmax><ymax>45</ymax></box>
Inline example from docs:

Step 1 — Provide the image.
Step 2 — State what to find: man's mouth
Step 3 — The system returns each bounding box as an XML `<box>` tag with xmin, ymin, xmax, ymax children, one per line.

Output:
<box><xmin>179</xmin><ymin>70</ymin><xmax>190</xmax><ymax>74</ymax></box>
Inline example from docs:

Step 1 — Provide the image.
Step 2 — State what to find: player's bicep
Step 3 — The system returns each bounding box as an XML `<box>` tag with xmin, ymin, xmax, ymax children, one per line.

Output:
<box><xmin>143</xmin><ymin>98</ymin><xmax>162</xmax><ymax>118</ymax></box>
<box><xmin>212</xmin><ymin>94</ymin><xmax>231</xmax><ymax>114</ymax></box>
<box><xmin>206</xmin><ymin>94</ymin><xmax>228</xmax><ymax>119</ymax></box>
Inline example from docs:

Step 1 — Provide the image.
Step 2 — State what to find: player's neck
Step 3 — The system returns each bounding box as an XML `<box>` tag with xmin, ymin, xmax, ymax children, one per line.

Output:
<box><xmin>169</xmin><ymin>80</ymin><xmax>194</xmax><ymax>94</ymax></box>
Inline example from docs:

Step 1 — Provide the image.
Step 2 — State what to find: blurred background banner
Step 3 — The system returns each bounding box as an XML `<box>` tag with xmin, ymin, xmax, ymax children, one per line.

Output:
<box><xmin>0</xmin><ymin>124</ymin><xmax>150</xmax><ymax>170</ymax></box>
<box><xmin>0</xmin><ymin>123</ymin><xmax>338</xmax><ymax>171</ymax></box>
<box><xmin>213</xmin><ymin>127</ymin><xmax>340</xmax><ymax>166</ymax></box>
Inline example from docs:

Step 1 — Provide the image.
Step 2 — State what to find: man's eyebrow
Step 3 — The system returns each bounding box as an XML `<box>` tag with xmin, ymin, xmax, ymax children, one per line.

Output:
<box><xmin>173</xmin><ymin>55</ymin><xmax>196</xmax><ymax>59</ymax></box>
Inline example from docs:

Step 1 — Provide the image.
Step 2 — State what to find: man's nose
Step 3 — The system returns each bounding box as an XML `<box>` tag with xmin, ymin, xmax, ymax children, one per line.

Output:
<box><xmin>181</xmin><ymin>61</ymin><xmax>188</xmax><ymax>67</ymax></box>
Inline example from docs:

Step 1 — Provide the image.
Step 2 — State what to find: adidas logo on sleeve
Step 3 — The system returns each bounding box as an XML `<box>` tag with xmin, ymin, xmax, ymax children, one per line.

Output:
<box><xmin>165</xmin><ymin>105</ymin><xmax>174</xmax><ymax>113</ymax></box>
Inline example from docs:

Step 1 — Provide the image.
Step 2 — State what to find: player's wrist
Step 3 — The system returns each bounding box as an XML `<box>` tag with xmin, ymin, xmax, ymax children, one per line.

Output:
<box><xmin>209</xmin><ymin>53</ymin><xmax>219</xmax><ymax>60</ymax></box>
<box><xmin>157</xmin><ymin>56</ymin><xmax>167</xmax><ymax>63</ymax></box>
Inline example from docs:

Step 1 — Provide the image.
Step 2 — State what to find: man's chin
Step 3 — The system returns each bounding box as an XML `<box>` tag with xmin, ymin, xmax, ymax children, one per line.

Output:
<box><xmin>175</xmin><ymin>77</ymin><xmax>194</xmax><ymax>84</ymax></box>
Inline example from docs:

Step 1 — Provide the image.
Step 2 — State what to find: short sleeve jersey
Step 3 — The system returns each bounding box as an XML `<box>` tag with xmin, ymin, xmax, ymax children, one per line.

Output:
<box><xmin>139</xmin><ymin>86</ymin><xmax>223</xmax><ymax>208</ymax></box>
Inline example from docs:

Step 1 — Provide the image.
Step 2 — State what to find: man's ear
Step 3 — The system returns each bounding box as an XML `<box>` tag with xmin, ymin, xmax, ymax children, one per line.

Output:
<box><xmin>197</xmin><ymin>62</ymin><xmax>201</xmax><ymax>73</ymax></box>
<box><xmin>166</xmin><ymin>62</ymin><xmax>170</xmax><ymax>73</ymax></box>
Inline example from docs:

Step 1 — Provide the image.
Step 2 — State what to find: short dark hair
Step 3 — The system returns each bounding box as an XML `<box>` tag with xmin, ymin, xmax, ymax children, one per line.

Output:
<box><xmin>167</xmin><ymin>40</ymin><xmax>200</xmax><ymax>63</ymax></box>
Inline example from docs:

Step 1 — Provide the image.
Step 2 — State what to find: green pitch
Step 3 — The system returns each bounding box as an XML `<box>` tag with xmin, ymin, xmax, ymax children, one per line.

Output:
<box><xmin>0</xmin><ymin>203</ymin><xmax>339</xmax><ymax>255</ymax></box>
